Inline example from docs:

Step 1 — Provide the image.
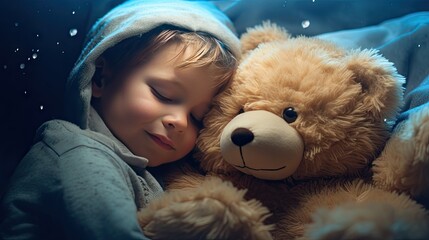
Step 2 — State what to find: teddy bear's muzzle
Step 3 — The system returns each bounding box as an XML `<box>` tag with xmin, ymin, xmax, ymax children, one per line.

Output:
<box><xmin>220</xmin><ymin>110</ymin><xmax>304</xmax><ymax>180</ymax></box>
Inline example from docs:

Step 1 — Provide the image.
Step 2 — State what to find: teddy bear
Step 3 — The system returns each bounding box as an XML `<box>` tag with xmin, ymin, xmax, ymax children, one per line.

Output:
<box><xmin>137</xmin><ymin>22</ymin><xmax>429</xmax><ymax>240</ymax></box>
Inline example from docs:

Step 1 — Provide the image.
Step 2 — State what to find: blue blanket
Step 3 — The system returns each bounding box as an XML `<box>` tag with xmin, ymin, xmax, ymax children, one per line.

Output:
<box><xmin>317</xmin><ymin>12</ymin><xmax>429</xmax><ymax>123</ymax></box>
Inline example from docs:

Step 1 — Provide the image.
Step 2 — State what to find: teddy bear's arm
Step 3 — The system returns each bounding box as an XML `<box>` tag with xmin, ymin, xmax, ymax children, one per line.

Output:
<box><xmin>372</xmin><ymin>105</ymin><xmax>429</xmax><ymax>205</ymax></box>
<box><xmin>137</xmin><ymin>177</ymin><xmax>273</xmax><ymax>240</ymax></box>
<box><xmin>279</xmin><ymin>180</ymin><xmax>429</xmax><ymax>239</ymax></box>
<box><xmin>303</xmin><ymin>187</ymin><xmax>429</xmax><ymax>240</ymax></box>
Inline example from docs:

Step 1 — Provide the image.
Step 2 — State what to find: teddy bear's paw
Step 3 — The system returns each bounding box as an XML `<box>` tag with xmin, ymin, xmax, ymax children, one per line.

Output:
<box><xmin>138</xmin><ymin>177</ymin><xmax>273</xmax><ymax>240</ymax></box>
<box><xmin>304</xmin><ymin>203</ymin><xmax>429</xmax><ymax>240</ymax></box>
<box><xmin>373</xmin><ymin>105</ymin><xmax>429</xmax><ymax>200</ymax></box>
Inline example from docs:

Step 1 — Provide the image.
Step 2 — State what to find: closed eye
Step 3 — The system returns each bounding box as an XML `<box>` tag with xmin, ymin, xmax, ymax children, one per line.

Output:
<box><xmin>150</xmin><ymin>87</ymin><xmax>174</xmax><ymax>103</ymax></box>
<box><xmin>190</xmin><ymin>114</ymin><xmax>204</xmax><ymax>129</ymax></box>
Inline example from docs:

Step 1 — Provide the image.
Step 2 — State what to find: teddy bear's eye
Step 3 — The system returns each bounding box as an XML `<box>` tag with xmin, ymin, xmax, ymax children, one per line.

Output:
<box><xmin>283</xmin><ymin>107</ymin><xmax>298</xmax><ymax>123</ymax></box>
<box><xmin>238</xmin><ymin>108</ymin><xmax>245</xmax><ymax>115</ymax></box>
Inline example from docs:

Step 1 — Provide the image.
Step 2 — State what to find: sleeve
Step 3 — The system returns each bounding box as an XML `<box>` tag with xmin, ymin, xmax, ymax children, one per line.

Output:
<box><xmin>57</xmin><ymin>145</ymin><xmax>151</xmax><ymax>240</ymax></box>
<box><xmin>1</xmin><ymin>141</ymin><xmax>151</xmax><ymax>240</ymax></box>
<box><xmin>1</xmin><ymin>141</ymin><xmax>61</xmax><ymax>239</ymax></box>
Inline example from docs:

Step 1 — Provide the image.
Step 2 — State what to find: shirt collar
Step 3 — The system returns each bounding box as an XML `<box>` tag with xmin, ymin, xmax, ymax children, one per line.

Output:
<box><xmin>87</xmin><ymin>106</ymin><xmax>149</xmax><ymax>168</ymax></box>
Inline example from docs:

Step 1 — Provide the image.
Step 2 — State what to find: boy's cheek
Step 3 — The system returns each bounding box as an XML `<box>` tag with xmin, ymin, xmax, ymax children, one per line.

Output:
<box><xmin>184</xmin><ymin>131</ymin><xmax>198</xmax><ymax>151</ymax></box>
<box><xmin>126</xmin><ymin>98</ymin><xmax>160</xmax><ymax>121</ymax></box>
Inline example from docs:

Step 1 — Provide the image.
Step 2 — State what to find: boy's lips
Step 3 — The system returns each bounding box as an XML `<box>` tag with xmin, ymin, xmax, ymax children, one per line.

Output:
<box><xmin>146</xmin><ymin>132</ymin><xmax>175</xmax><ymax>150</ymax></box>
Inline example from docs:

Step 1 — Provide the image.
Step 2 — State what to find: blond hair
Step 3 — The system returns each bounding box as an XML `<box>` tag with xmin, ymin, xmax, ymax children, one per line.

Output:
<box><xmin>98</xmin><ymin>25</ymin><xmax>237</xmax><ymax>94</ymax></box>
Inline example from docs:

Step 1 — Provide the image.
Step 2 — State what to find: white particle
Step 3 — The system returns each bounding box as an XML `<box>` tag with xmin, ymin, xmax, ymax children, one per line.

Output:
<box><xmin>24</xmin><ymin>90</ymin><xmax>27</xmax><ymax>95</ymax></box>
<box><xmin>417</xmin><ymin>44</ymin><xmax>421</xmax><ymax>48</ymax></box>
<box><xmin>15</xmin><ymin>48</ymin><xmax>19</xmax><ymax>52</ymax></box>
<box><xmin>20</xmin><ymin>63</ymin><xmax>25</xmax><ymax>69</ymax></box>
<box><xmin>32</xmin><ymin>53</ymin><xmax>38</xmax><ymax>59</ymax></box>
<box><xmin>27</xmin><ymin>57</ymin><xmax>30</xmax><ymax>61</ymax></box>
<box><xmin>69</xmin><ymin>28</ymin><xmax>78</xmax><ymax>37</ymax></box>
<box><xmin>36</xmin><ymin>34</ymin><xmax>39</xmax><ymax>37</ymax></box>
<box><xmin>312</xmin><ymin>0</ymin><xmax>316</xmax><ymax>2</ymax></box>
<box><xmin>56</xmin><ymin>41</ymin><xmax>60</xmax><ymax>45</ymax></box>
<box><xmin>31</xmin><ymin>49</ymin><xmax>34</xmax><ymax>52</ymax></box>
<box><xmin>301</xmin><ymin>20</ymin><xmax>310</xmax><ymax>29</ymax></box>
<box><xmin>62</xmin><ymin>50</ymin><xmax>65</xmax><ymax>54</ymax></box>
<box><xmin>36</xmin><ymin>49</ymin><xmax>40</xmax><ymax>52</ymax></box>
<box><xmin>72</xmin><ymin>11</ymin><xmax>76</xmax><ymax>15</ymax></box>
<box><xmin>14</xmin><ymin>22</ymin><xmax>19</xmax><ymax>27</ymax></box>
<box><xmin>40</xmin><ymin>105</ymin><xmax>44</xmax><ymax>110</ymax></box>
<box><xmin>3</xmin><ymin>65</ymin><xmax>7</xmax><ymax>69</ymax></box>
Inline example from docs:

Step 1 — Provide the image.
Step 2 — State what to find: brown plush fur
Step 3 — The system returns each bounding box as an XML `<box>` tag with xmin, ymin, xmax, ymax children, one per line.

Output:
<box><xmin>138</xmin><ymin>22</ymin><xmax>429</xmax><ymax>239</ymax></box>
<box><xmin>373</xmin><ymin>107</ymin><xmax>429</xmax><ymax>204</ymax></box>
<box><xmin>139</xmin><ymin>176</ymin><xmax>273</xmax><ymax>240</ymax></box>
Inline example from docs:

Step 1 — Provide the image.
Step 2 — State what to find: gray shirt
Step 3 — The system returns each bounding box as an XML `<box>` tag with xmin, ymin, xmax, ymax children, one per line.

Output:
<box><xmin>1</xmin><ymin>109</ymin><xmax>163</xmax><ymax>239</ymax></box>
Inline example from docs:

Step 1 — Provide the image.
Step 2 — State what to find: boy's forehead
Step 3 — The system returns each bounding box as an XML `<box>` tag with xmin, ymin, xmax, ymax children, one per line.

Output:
<box><xmin>140</xmin><ymin>42</ymin><xmax>225</xmax><ymax>100</ymax></box>
<box><xmin>140</xmin><ymin>60</ymin><xmax>216</xmax><ymax>97</ymax></box>
<box><xmin>176</xmin><ymin>66</ymin><xmax>219</xmax><ymax>90</ymax></box>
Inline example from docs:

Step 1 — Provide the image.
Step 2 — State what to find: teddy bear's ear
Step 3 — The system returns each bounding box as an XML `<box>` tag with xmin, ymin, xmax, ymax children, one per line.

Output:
<box><xmin>240</xmin><ymin>21</ymin><xmax>290</xmax><ymax>55</ymax></box>
<box><xmin>345</xmin><ymin>49</ymin><xmax>405</xmax><ymax>120</ymax></box>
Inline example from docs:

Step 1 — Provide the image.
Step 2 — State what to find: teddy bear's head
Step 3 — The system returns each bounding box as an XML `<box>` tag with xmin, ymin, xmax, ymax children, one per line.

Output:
<box><xmin>196</xmin><ymin>22</ymin><xmax>404</xmax><ymax>181</ymax></box>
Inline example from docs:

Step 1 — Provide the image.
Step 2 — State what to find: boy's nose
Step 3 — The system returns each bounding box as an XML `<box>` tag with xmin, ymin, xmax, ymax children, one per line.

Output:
<box><xmin>163</xmin><ymin>112</ymin><xmax>188</xmax><ymax>132</ymax></box>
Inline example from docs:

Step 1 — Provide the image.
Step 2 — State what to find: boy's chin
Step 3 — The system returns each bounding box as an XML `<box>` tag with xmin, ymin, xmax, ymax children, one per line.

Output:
<box><xmin>147</xmin><ymin>158</ymin><xmax>179</xmax><ymax>167</ymax></box>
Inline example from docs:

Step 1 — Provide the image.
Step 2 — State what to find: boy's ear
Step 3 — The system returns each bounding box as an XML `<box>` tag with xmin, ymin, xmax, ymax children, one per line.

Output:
<box><xmin>92</xmin><ymin>80</ymin><xmax>104</xmax><ymax>98</ymax></box>
<box><xmin>92</xmin><ymin>57</ymin><xmax>110</xmax><ymax>98</ymax></box>
<box><xmin>240</xmin><ymin>21</ymin><xmax>289</xmax><ymax>55</ymax></box>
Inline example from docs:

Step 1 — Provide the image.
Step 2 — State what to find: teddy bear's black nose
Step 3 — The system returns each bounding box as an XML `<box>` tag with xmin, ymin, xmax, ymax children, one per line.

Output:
<box><xmin>231</xmin><ymin>128</ymin><xmax>254</xmax><ymax>147</ymax></box>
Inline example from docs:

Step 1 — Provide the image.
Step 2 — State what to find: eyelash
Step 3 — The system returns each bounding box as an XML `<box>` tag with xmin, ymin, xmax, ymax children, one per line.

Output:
<box><xmin>150</xmin><ymin>87</ymin><xmax>174</xmax><ymax>103</ymax></box>
<box><xmin>151</xmin><ymin>86</ymin><xmax>203</xmax><ymax>129</ymax></box>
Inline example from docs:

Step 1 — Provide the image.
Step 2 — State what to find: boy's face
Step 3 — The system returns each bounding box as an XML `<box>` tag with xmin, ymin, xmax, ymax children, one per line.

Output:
<box><xmin>93</xmin><ymin>43</ymin><xmax>218</xmax><ymax>166</ymax></box>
